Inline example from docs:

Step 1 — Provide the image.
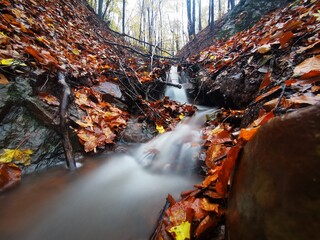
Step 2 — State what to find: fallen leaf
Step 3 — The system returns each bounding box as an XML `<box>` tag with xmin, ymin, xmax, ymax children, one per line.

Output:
<box><xmin>313</xmin><ymin>10</ymin><xmax>320</xmax><ymax>21</ymax></box>
<box><xmin>293</xmin><ymin>55</ymin><xmax>320</xmax><ymax>79</ymax></box>
<box><xmin>195</xmin><ymin>215</ymin><xmax>216</xmax><ymax>238</ymax></box>
<box><xmin>239</xmin><ymin>128</ymin><xmax>259</xmax><ymax>142</ymax></box>
<box><xmin>156</xmin><ymin>123</ymin><xmax>165</xmax><ymax>134</ymax></box>
<box><xmin>38</xmin><ymin>93</ymin><xmax>60</xmax><ymax>106</ymax></box>
<box><xmin>279</xmin><ymin>31</ymin><xmax>294</xmax><ymax>48</ymax></box>
<box><xmin>215</xmin><ymin>144</ymin><xmax>242</xmax><ymax>197</ymax></box>
<box><xmin>0</xmin><ymin>163</ymin><xmax>21</xmax><ymax>192</ymax></box>
<box><xmin>259</xmin><ymin>72</ymin><xmax>272</xmax><ymax>91</ymax></box>
<box><xmin>256</xmin><ymin>44</ymin><xmax>271</xmax><ymax>54</ymax></box>
<box><xmin>168</xmin><ymin>221</ymin><xmax>191</xmax><ymax>240</ymax></box>
<box><xmin>200</xmin><ymin>198</ymin><xmax>219</xmax><ymax>213</ymax></box>
<box><xmin>0</xmin><ymin>73</ymin><xmax>9</xmax><ymax>84</ymax></box>
<box><xmin>0</xmin><ymin>149</ymin><xmax>33</xmax><ymax>166</ymax></box>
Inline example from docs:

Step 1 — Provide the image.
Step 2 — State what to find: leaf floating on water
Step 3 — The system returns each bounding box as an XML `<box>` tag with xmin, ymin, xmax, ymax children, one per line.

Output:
<box><xmin>0</xmin><ymin>149</ymin><xmax>33</xmax><ymax>166</ymax></box>
<box><xmin>0</xmin><ymin>163</ymin><xmax>21</xmax><ymax>192</ymax></box>
<box><xmin>169</xmin><ymin>221</ymin><xmax>191</xmax><ymax>240</ymax></box>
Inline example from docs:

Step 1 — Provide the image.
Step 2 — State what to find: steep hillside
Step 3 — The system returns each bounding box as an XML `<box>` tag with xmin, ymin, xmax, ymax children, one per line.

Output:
<box><xmin>177</xmin><ymin>0</ymin><xmax>292</xmax><ymax>58</ymax></box>
<box><xmin>0</xmin><ymin>0</ymin><xmax>174</xmax><ymax>173</ymax></box>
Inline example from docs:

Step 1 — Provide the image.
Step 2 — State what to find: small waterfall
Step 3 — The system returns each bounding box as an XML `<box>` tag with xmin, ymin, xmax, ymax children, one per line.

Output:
<box><xmin>134</xmin><ymin>109</ymin><xmax>215</xmax><ymax>174</ymax></box>
<box><xmin>165</xmin><ymin>66</ymin><xmax>189</xmax><ymax>103</ymax></box>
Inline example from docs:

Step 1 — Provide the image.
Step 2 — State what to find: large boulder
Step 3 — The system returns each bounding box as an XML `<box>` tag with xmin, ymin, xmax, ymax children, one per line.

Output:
<box><xmin>227</xmin><ymin>105</ymin><xmax>320</xmax><ymax>240</ymax></box>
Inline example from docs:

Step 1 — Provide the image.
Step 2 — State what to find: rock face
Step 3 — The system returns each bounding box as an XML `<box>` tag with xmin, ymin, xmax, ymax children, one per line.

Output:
<box><xmin>0</xmin><ymin>77</ymin><xmax>65</xmax><ymax>174</ymax></box>
<box><xmin>227</xmin><ymin>105</ymin><xmax>320</xmax><ymax>240</ymax></box>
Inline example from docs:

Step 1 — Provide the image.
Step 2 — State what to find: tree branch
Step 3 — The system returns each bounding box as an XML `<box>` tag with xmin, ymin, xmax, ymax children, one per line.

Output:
<box><xmin>58</xmin><ymin>72</ymin><xmax>77</xmax><ymax>170</ymax></box>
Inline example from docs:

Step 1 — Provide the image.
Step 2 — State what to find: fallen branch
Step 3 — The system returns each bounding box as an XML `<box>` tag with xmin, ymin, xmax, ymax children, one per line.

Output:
<box><xmin>157</xmin><ymin>79</ymin><xmax>182</xmax><ymax>89</ymax></box>
<box><xmin>58</xmin><ymin>72</ymin><xmax>77</xmax><ymax>170</ymax></box>
<box><xmin>103</xmin><ymin>38</ymin><xmax>180</xmax><ymax>61</ymax></box>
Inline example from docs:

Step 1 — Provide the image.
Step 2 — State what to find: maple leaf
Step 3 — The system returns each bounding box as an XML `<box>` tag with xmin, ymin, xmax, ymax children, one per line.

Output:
<box><xmin>77</xmin><ymin>132</ymin><xmax>97</xmax><ymax>152</ymax></box>
<box><xmin>0</xmin><ymin>149</ymin><xmax>33</xmax><ymax>166</ymax></box>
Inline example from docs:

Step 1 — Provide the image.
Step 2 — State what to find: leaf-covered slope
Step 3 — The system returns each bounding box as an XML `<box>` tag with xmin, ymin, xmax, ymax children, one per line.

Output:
<box><xmin>176</xmin><ymin>0</ymin><xmax>292</xmax><ymax>59</ymax></box>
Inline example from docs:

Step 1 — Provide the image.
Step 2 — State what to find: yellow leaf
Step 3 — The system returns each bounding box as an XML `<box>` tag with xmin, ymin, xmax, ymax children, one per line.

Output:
<box><xmin>0</xmin><ymin>31</ymin><xmax>7</xmax><ymax>37</ymax></box>
<box><xmin>0</xmin><ymin>149</ymin><xmax>33</xmax><ymax>166</ymax></box>
<box><xmin>210</xmin><ymin>55</ymin><xmax>215</xmax><ymax>60</ymax></box>
<box><xmin>169</xmin><ymin>221</ymin><xmax>191</xmax><ymax>240</ymax></box>
<box><xmin>72</xmin><ymin>49</ymin><xmax>80</xmax><ymax>55</ymax></box>
<box><xmin>313</xmin><ymin>10</ymin><xmax>320</xmax><ymax>21</ymax></box>
<box><xmin>256</xmin><ymin>44</ymin><xmax>271</xmax><ymax>54</ymax></box>
<box><xmin>0</xmin><ymin>58</ymin><xmax>27</xmax><ymax>67</ymax></box>
<box><xmin>178</xmin><ymin>113</ymin><xmax>185</xmax><ymax>120</ymax></box>
<box><xmin>156</xmin><ymin>124</ymin><xmax>165</xmax><ymax>134</ymax></box>
<box><xmin>0</xmin><ymin>58</ymin><xmax>14</xmax><ymax>66</ymax></box>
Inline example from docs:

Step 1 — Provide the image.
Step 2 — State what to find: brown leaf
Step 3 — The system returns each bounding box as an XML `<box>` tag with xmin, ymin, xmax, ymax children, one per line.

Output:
<box><xmin>293</xmin><ymin>55</ymin><xmax>320</xmax><ymax>79</ymax></box>
<box><xmin>0</xmin><ymin>163</ymin><xmax>21</xmax><ymax>192</ymax></box>
<box><xmin>0</xmin><ymin>73</ymin><xmax>9</xmax><ymax>84</ymax></box>
<box><xmin>200</xmin><ymin>198</ymin><xmax>219</xmax><ymax>213</ymax></box>
<box><xmin>195</xmin><ymin>215</ymin><xmax>217</xmax><ymax>238</ymax></box>
<box><xmin>205</xmin><ymin>144</ymin><xmax>229</xmax><ymax>169</ymax></box>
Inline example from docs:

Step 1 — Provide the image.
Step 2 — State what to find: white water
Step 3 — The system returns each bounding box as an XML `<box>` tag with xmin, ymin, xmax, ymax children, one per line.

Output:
<box><xmin>165</xmin><ymin>66</ymin><xmax>189</xmax><ymax>103</ymax></box>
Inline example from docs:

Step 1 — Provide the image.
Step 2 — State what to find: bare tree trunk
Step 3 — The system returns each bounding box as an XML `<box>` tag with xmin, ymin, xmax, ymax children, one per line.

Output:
<box><xmin>98</xmin><ymin>0</ymin><xmax>103</xmax><ymax>19</ymax></box>
<box><xmin>229</xmin><ymin>0</ymin><xmax>235</xmax><ymax>10</ymax></box>
<box><xmin>198</xmin><ymin>0</ymin><xmax>202</xmax><ymax>31</ymax></box>
<box><xmin>122</xmin><ymin>0</ymin><xmax>126</xmax><ymax>34</ymax></box>
<box><xmin>192</xmin><ymin>0</ymin><xmax>196</xmax><ymax>35</ymax></box>
<box><xmin>209</xmin><ymin>0</ymin><xmax>214</xmax><ymax>31</ymax></box>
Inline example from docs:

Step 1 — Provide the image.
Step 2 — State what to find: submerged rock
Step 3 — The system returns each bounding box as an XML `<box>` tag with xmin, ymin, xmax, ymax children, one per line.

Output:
<box><xmin>227</xmin><ymin>105</ymin><xmax>320</xmax><ymax>240</ymax></box>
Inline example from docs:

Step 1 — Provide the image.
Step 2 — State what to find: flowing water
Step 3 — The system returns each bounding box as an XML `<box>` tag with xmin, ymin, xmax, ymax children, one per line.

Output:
<box><xmin>0</xmin><ymin>66</ymin><xmax>215</xmax><ymax>240</ymax></box>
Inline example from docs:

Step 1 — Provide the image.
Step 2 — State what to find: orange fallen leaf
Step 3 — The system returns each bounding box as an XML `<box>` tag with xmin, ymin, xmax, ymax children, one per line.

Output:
<box><xmin>200</xmin><ymin>198</ymin><xmax>219</xmax><ymax>213</ymax></box>
<box><xmin>259</xmin><ymin>72</ymin><xmax>272</xmax><ymax>91</ymax></box>
<box><xmin>215</xmin><ymin>144</ymin><xmax>242</xmax><ymax>197</ymax></box>
<box><xmin>255</xmin><ymin>85</ymin><xmax>281</xmax><ymax>102</ymax></box>
<box><xmin>0</xmin><ymin>73</ymin><xmax>9</xmax><ymax>84</ymax></box>
<box><xmin>239</xmin><ymin>128</ymin><xmax>259</xmax><ymax>142</ymax></box>
<box><xmin>279</xmin><ymin>31</ymin><xmax>294</xmax><ymax>48</ymax></box>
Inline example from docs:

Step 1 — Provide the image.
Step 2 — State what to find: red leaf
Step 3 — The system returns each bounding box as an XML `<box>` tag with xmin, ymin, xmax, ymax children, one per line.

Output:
<box><xmin>279</xmin><ymin>31</ymin><xmax>294</xmax><ymax>48</ymax></box>
<box><xmin>0</xmin><ymin>163</ymin><xmax>21</xmax><ymax>192</ymax></box>
<box><xmin>215</xmin><ymin>144</ymin><xmax>242</xmax><ymax>197</ymax></box>
<box><xmin>259</xmin><ymin>72</ymin><xmax>272</xmax><ymax>91</ymax></box>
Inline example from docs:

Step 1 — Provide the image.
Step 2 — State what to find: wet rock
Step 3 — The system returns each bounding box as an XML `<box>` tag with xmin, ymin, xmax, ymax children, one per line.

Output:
<box><xmin>0</xmin><ymin>77</ymin><xmax>66</xmax><ymax>174</ymax></box>
<box><xmin>121</xmin><ymin>118</ymin><xmax>154</xmax><ymax>143</ymax></box>
<box><xmin>227</xmin><ymin>105</ymin><xmax>320</xmax><ymax>240</ymax></box>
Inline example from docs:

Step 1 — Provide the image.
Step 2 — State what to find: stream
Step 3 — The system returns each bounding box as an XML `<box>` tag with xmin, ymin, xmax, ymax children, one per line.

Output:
<box><xmin>0</xmin><ymin>66</ymin><xmax>213</xmax><ymax>240</ymax></box>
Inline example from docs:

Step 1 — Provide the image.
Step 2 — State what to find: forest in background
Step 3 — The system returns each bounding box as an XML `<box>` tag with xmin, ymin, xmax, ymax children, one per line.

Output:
<box><xmin>86</xmin><ymin>0</ymin><xmax>239</xmax><ymax>55</ymax></box>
